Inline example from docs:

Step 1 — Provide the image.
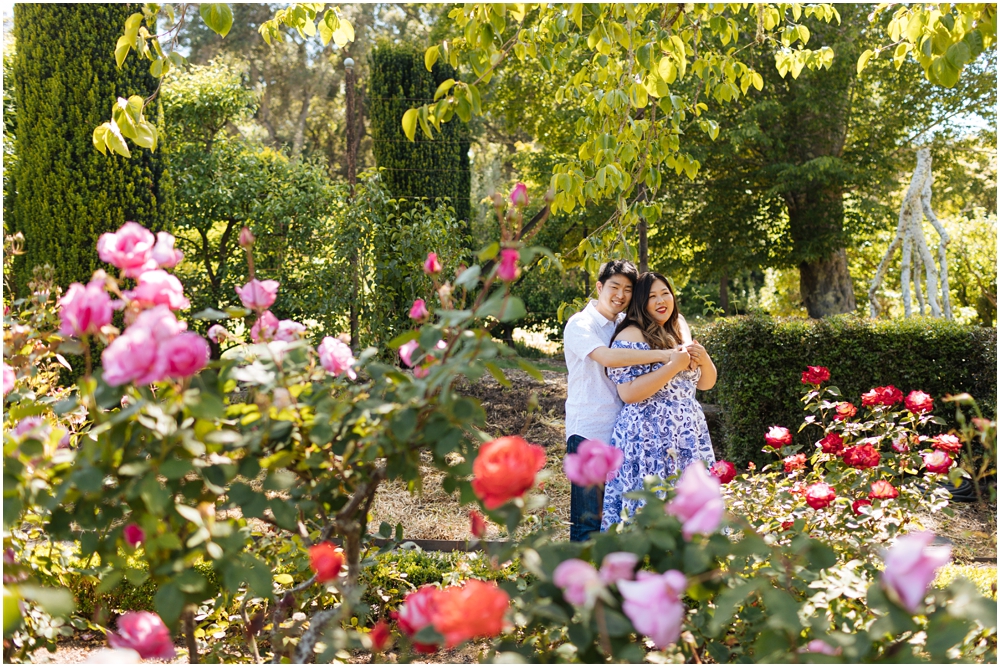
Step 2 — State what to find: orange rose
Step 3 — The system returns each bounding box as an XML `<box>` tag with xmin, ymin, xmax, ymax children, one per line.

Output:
<box><xmin>309</xmin><ymin>543</ymin><xmax>344</xmax><ymax>583</ymax></box>
<box><xmin>471</xmin><ymin>436</ymin><xmax>546</xmax><ymax>509</ymax></box>
<box><xmin>431</xmin><ymin>580</ymin><xmax>509</xmax><ymax>647</ymax></box>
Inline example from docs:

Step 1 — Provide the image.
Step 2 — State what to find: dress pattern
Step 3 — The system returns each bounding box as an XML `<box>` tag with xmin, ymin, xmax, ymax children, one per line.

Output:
<box><xmin>601</xmin><ymin>340</ymin><xmax>716</xmax><ymax>531</ymax></box>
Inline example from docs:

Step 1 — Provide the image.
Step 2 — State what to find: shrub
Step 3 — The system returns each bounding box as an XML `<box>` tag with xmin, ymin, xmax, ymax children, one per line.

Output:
<box><xmin>696</xmin><ymin>313</ymin><xmax>997</xmax><ymax>467</ymax></box>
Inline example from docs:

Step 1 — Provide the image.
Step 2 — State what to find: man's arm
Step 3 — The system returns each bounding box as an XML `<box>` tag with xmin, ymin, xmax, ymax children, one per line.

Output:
<box><xmin>589</xmin><ymin>345</ymin><xmax>673</xmax><ymax>368</ymax></box>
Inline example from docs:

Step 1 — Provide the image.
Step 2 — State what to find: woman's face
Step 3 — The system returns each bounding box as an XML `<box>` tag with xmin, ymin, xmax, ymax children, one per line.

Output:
<box><xmin>645</xmin><ymin>279</ymin><xmax>674</xmax><ymax>325</ymax></box>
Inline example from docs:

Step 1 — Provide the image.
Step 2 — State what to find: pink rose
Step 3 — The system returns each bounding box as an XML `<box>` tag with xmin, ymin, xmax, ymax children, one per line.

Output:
<box><xmin>764</xmin><ymin>426</ymin><xmax>792</xmax><ymax>449</ymax></box>
<box><xmin>3</xmin><ymin>363</ymin><xmax>14</xmax><ymax>396</ymax></box>
<box><xmin>399</xmin><ymin>339</ymin><xmax>419</xmax><ymax>368</ymax></box>
<box><xmin>599</xmin><ymin>552</ymin><xmax>640</xmax><ymax>585</ymax></box>
<box><xmin>131</xmin><ymin>305</ymin><xmax>186</xmax><ymax>343</ymax></box>
<box><xmin>409</xmin><ymin>298</ymin><xmax>429</xmax><ymax>320</ymax></box>
<box><xmin>618</xmin><ymin>570</ymin><xmax>687</xmax><ymax>649</ymax></box>
<box><xmin>413</xmin><ymin>365</ymin><xmax>430</xmax><ymax>379</ymax></box>
<box><xmin>563</xmin><ymin>439</ymin><xmax>623</xmax><ymax>487</ymax></box>
<box><xmin>123</xmin><ymin>524</ymin><xmax>145</xmax><ymax>547</ymax></box>
<box><xmin>423</xmin><ymin>252</ymin><xmax>442</xmax><ymax>275</ymax></box>
<box><xmin>922</xmin><ymin>450</ymin><xmax>953</xmax><ymax>474</ymax></box>
<box><xmin>101</xmin><ymin>306</ymin><xmax>183</xmax><ymax>386</ymax></box>
<box><xmin>13</xmin><ymin>416</ymin><xmax>48</xmax><ymax>438</ymax></box>
<box><xmin>107</xmin><ymin>611</ymin><xmax>176</xmax><ymax>660</ymax></box>
<box><xmin>801</xmin><ymin>640</ymin><xmax>840</xmax><ymax>656</ymax></box>
<box><xmin>509</xmin><ymin>182</ymin><xmax>529</xmax><ymax>207</ymax></box>
<box><xmin>250</xmin><ymin>311</ymin><xmax>279</xmax><ymax>342</ymax></box>
<box><xmin>59</xmin><ymin>278</ymin><xmax>113</xmax><ymax>337</ymax></box>
<box><xmin>394</xmin><ymin>585</ymin><xmax>440</xmax><ymax>653</ymax></box>
<box><xmin>552</xmin><ymin>558</ymin><xmax>604</xmax><ymax>608</ymax></box>
<box><xmin>274</xmin><ymin>319</ymin><xmax>306</xmax><ymax>342</ymax></box>
<box><xmin>126</xmin><ymin>270</ymin><xmax>190</xmax><ymax>311</ymax></box>
<box><xmin>239</xmin><ymin>226</ymin><xmax>255</xmax><ymax>248</ymax></box>
<box><xmin>904</xmin><ymin>390</ymin><xmax>933</xmax><ymax>414</ymax></box>
<box><xmin>664</xmin><ymin>461</ymin><xmax>725</xmax><ymax>539</ymax></box>
<box><xmin>160</xmin><ymin>332</ymin><xmax>209</xmax><ymax>379</ymax></box>
<box><xmin>97</xmin><ymin>222</ymin><xmax>157</xmax><ymax>277</ymax></box>
<box><xmin>497</xmin><ymin>248</ymin><xmax>519</xmax><ymax>282</ymax></box>
<box><xmin>318</xmin><ymin>336</ymin><xmax>357</xmax><ymax>380</ymax></box>
<box><xmin>881</xmin><ymin>531</ymin><xmax>951</xmax><ymax>613</ymax></box>
<box><xmin>207</xmin><ymin>324</ymin><xmax>228</xmax><ymax>343</ymax></box>
<box><xmin>150</xmin><ymin>232</ymin><xmax>183</xmax><ymax>268</ymax></box>
<box><xmin>235</xmin><ymin>279</ymin><xmax>280</xmax><ymax>311</ymax></box>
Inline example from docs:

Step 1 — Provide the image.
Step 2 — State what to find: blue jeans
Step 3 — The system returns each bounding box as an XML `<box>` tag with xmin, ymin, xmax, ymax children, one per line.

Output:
<box><xmin>567</xmin><ymin>434</ymin><xmax>602</xmax><ymax>542</ymax></box>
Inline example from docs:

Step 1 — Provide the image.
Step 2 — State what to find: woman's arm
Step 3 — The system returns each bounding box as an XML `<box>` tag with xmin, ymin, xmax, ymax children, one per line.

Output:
<box><xmin>696</xmin><ymin>353</ymin><xmax>718</xmax><ymax>391</ymax></box>
<box><xmin>617</xmin><ymin>347</ymin><xmax>691</xmax><ymax>404</ymax></box>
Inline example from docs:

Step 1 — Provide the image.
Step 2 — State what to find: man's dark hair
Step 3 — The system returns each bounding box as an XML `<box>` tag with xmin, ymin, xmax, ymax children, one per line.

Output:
<box><xmin>597</xmin><ymin>259</ymin><xmax>639</xmax><ymax>287</ymax></box>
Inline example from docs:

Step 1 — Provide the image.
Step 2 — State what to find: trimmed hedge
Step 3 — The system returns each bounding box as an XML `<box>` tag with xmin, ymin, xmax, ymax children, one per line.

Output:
<box><xmin>695</xmin><ymin>314</ymin><xmax>997</xmax><ymax>468</ymax></box>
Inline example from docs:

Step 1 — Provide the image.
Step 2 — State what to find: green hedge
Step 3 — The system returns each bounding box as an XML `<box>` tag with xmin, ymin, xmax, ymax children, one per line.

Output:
<box><xmin>696</xmin><ymin>314</ymin><xmax>997</xmax><ymax>468</ymax></box>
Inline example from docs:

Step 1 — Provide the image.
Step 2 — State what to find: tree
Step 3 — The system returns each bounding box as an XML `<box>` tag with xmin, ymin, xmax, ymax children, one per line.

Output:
<box><xmin>10</xmin><ymin>4</ymin><xmax>162</xmax><ymax>292</ymax></box>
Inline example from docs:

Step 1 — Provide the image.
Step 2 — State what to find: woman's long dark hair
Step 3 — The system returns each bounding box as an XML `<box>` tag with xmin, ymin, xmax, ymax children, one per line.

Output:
<box><xmin>610</xmin><ymin>272</ymin><xmax>682</xmax><ymax>350</ymax></box>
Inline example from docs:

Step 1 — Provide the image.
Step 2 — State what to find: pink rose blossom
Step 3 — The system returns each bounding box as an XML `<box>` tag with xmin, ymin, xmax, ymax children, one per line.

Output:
<box><xmin>239</xmin><ymin>227</ymin><xmax>255</xmax><ymax>248</ymax></box>
<box><xmin>13</xmin><ymin>416</ymin><xmax>48</xmax><ymax>438</ymax></box>
<box><xmin>235</xmin><ymin>279</ymin><xmax>280</xmax><ymax>311</ymax></box>
<box><xmin>59</xmin><ymin>278</ymin><xmax>113</xmax><ymax>337</ymax></box>
<box><xmin>423</xmin><ymin>252</ymin><xmax>442</xmax><ymax>275</ymax></box>
<box><xmin>3</xmin><ymin>363</ymin><xmax>15</xmax><ymax>396</ymax></box>
<box><xmin>131</xmin><ymin>305</ymin><xmax>186</xmax><ymax>343</ymax></box>
<box><xmin>664</xmin><ymin>461</ymin><xmax>725</xmax><ymax>539</ymax></box>
<box><xmin>881</xmin><ymin>531</ymin><xmax>951</xmax><ymax>613</ymax></box>
<box><xmin>552</xmin><ymin>558</ymin><xmax>604</xmax><ymax>607</ymax></box>
<box><xmin>101</xmin><ymin>306</ymin><xmax>184</xmax><ymax>386</ymax></box>
<box><xmin>107</xmin><ymin>611</ymin><xmax>176</xmax><ymax>660</ymax></box>
<box><xmin>563</xmin><ymin>439</ymin><xmax>623</xmax><ymax>487</ymax></box>
<box><xmin>618</xmin><ymin>570</ymin><xmax>687</xmax><ymax>649</ymax></box>
<box><xmin>207</xmin><ymin>324</ymin><xmax>228</xmax><ymax>343</ymax></box>
<box><xmin>509</xmin><ymin>182</ymin><xmax>529</xmax><ymax>207</ymax></box>
<box><xmin>97</xmin><ymin>222</ymin><xmax>157</xmax><ymax>277</ymax></box>
<box><xmin>801</xmin><ymin>640</ymin><xmax>840</xmax><ymax>656</ymax></box>
<box><xmin>413</xmin><ymin>365</ymin><xmax>430</xmax><ymax>379</ymax></box>
<box><xmin>126</xmin><ymin>270</ymin><xmax>190</xmax><ymax>311</ymax></box>
<box><xmin>123</xmin><ymin>524</ymin><xmax>145</xmax><ymax>547</ymax></box>
<box><xmin>250</xmin><ymin>311</ymin><xmax>279</xmax><ymax>343</ymax></box>
<box><xmin>274</xmin><ymin>319</ymin><xmax>306</xmax><ymax>342</ymax></box>
<box><xmin>409</xmin><ymin>298</ymin><xmax>429</xmax><ymax>320</ymax></box>
<box><xmin>150</xmin><ymin>232</ymin><xmax>183</xmax><ymax>268</ymax></box>
<box><xmin>318</xmin><ymin>336</ymin><xmax>357</xmax><ymax>380</ymax></box>
<box><xmin>498</xmin><ymin>249</ymin><xmax>519</xmax><ymax>282</ymax></box>
<box><xmin>399</xmin><ymin>339</ymin><xmax>419</xmax><ymax>368</ymax></box>
<box><xmin>599</xmin><ymin>552</ymin><xmax>640</xmax><ymax>585</ymax></box>
<box><xmin>160</xmin><ymin>332</ymin><xmax>209</xmax><ymax>379</ymax></box>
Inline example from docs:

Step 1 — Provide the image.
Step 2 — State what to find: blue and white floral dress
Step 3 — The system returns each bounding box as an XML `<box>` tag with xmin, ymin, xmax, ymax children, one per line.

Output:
<box><xmin>601</xmin><ymin>340</ymin><xmax>716</xmax><ymax>531</ymax></box>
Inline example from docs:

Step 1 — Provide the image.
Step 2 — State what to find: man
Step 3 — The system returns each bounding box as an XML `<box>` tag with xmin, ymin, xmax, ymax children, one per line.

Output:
<box><xmin>563</xmin><ymin>260</ymin><xmax>678</xmax><ymax>541</ymax></box>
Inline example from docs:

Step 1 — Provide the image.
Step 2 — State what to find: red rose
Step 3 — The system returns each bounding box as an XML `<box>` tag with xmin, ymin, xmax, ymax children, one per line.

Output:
<box><xmin>879</xmin><ymin>385</ymin><xmax>904</xmax><ymax>406</ymax></box>
<box><xmin>931</xmin><ymin>433</ymin><xmax>962</xmax><ymax>454</ymax></box>
<box><xmin>783</xmin><ymin>453</ymin><xmax>807</xmax><ymax>473</ymax></box>
<box><xmin>781</xmin><ymin>521</ymin><xmax>794</xmax><ymax>531</ymax></box>
<box><xmin>471</xmin><ymin>436</ymin><xmax>546</xmax><ymax>509</ymax></box>
<box><xmin>710</xmin><ymin>460</ymin><xmax>737</xmax><ymax>484</ymax></box>
<box><xmin>833</xmin><ymin>402</ymin><xmax>857</xmax><ymax>421</ymax></box>
<box><xmin>804</xmin><ymin>483</ymin><xmax>836</xmax><ymax>510</ymax></box>
<box><xmin>869</xmin><ymin>480</ymin><xmax>899</xmax><ymax>500</ymax></box>
<box><xmin>801</xmin><ymin>366</ymin><xmax>830</xmax><ymax>386</ymax></box>
<box><xmin>818</xmin><ymin>433</ymin><xmax>845</xmax><ymax>455</ymax></box>
<box><xmin>861</xmin><ymin>389</ymin><xmax>879</xmax><ymax>406</ymax></box>
<box><xmin>852</xmin><ymin>499</ymin><xmax>872</xmax><ymax>515</ymax></box>
<box><xmin>765</xmin><ymin>426</ymin><xmax>793</xmax><ymax>449</ymax></box>
<box><xmin>922</xmin><ymin>450</ymin><xmax>953</xmax><ymax>474</ymax></box>
<box><xmin>843</xmin><ymin>444</ymin><xmax>881</xmax><ymax>470</ymax></box>
<box><xmin>309</xmin><ymin>543</ymin><xmax>344</xmax><ymax>583</ymax></box>
<box><xmin>431</xmin><ymin>580</ymin><xmax>509</xmax><ymax>647</ymax></box>
<box><xmin>470</xmin><ymin>510</ymin><xmax>487</xmax><ymax>539</ymax></box>
<box><xmin>369</xmin><ymin>620</ymin><xmax>391</xmax><ymax>652</ymax></box>
<box><xmin>904</xmin><ymin>390</ymin><xmax>934</xmax><ymax>414</ymax></box>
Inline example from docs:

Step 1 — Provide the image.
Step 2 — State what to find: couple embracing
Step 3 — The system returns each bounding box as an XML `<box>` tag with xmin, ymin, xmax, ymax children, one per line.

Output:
<box><xmin>563</xmin><ymin>260</ymin><xmax>718</xmax><ymax>541</ymax></box>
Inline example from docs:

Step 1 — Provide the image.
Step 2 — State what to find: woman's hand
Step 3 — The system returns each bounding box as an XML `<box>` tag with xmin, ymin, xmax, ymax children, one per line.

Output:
<box><xmin>684</xmin><ymin>340</ymin><xmax>706</xmax><ymax>370</ymax></box>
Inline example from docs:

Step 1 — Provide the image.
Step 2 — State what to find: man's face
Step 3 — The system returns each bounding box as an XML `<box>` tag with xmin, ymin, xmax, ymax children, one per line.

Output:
<box><xmin>596</xmin><ymin>275</ymin><xmax>632</xmax><ymax>316</ymax></box>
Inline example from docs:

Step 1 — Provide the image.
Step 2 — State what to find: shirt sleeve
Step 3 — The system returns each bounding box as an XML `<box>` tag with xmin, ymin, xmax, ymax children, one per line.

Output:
<box><xmin>564</xmin><ymin>318</ymin><xmax>606</xmax><ymax>361</ymax></box>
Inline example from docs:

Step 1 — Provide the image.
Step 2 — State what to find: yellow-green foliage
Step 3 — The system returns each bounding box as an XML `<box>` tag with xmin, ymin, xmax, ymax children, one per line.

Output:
<box><xmin>936</xmin><ymin>565</ymin><xmax>997</xmax><ymax>600</ymax></box>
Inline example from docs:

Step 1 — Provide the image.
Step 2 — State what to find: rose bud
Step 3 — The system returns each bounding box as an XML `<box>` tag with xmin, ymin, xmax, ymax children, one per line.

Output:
<box><xmin>123</xmin><ymin>523</ymin><xmax>145</xmax><ymax>547</ymax></box>
<box><xmin>409</xmin><ymin>298</ymin><xmax>429</xmax><ymax>320</ymax></box>
<box><xmin>239</xmin><ymin>226</ymin><xmax>255</xmax><ymax>248</ymax></box>
<box><xmin>469</xmin><ymin>510</ymin><xmax>487</xmax><ymax>539</ymax></box>
<box><xmin>509</xmin><ymin>182</ymin><xmax>529</xmax><ymax>207</ymax></box>
<box><xmin>423</xmin><ymin>252</ymin><xmax>443</xmax><ymax>275</ymax></box>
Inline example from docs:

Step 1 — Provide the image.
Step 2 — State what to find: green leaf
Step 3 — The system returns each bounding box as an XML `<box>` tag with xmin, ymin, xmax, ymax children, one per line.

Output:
<box><xmin>434</xmin><ymin>78</ymin><xmax>456</xmax><ymax>101</ymax></box>
<box><xmin>200</xmin><ymin>4</ymin><xmax>233</xmax><ymax>37</ymax></box>
<box><xmin>484</xmin><ymin>362</ymin><xmax>511</xmax><ymax>388</ymax></box>
<box><xmin>154</xmin><ymin>582</ymin><xmax>185</xmax><ymax>627</ymax></box>
<box><xmin>19</xmin><ymin>585</ymin><xmax>75</xmax><ymax>618</ymax></box>
<box><xmin>401</xmin><ymin>108</ymin><xmax>418</xmax><ymax>142</ymax></box>
<box><xmin>114</xmin><ymin>35</ymin><xmax>132</xmax><ymax>69</ymax></box>
<box><xmin>318</xmin><ymin>10</ymin><xmax>336</xmax><ymax>45</ymax></box>
<box><xmin>945</xmin><ymin>41</ymin><xmax>971</xmax><ymax>69</ymax></box>
<box><xmin>517</xmin><ymin>359</ymin><xmax>544</xmax><ymax>381</ymax></box>
<box><xmin>424</xmin><ymin>45</ymin><xmax>440</xmax><ymax>72</ymax></box>
<box><xmin>191</xmin><ymin>307</ymin><xmax>229</xmax><ymax>321</ymax></box>
<box><xmin>332</xmin><ymin>18</ymin><xmax>354</xmax><ymax>47</ymax></box>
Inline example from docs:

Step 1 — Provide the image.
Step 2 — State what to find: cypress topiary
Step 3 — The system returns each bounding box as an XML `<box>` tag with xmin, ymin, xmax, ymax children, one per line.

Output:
<box><xmin>369</xmin><ymin>42</ymin><xmax>471</xmax><ymax>225</ymax></box>
<box><xmin>10</xmin><ymin>4</ymin><xmax>162</xmax><ymax>293</ymax></box>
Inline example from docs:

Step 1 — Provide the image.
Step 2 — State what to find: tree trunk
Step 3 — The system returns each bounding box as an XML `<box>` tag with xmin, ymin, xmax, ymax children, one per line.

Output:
<box><xmin>719</xmin><ymin>271</ymin><xmax>729</xmax><ymax>316</ymax></box>
<box><xmin>798</xmin><ymin>249</ymin><xmax>856</xmax><ymax>318</ymax></box>
<box><xmin>637</xmin><ymin>218</ymin><xmax>648</xmax><ymax>273</ymax></box>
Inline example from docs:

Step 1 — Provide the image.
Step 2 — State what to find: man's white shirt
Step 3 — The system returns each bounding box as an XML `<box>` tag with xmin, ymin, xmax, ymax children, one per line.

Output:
<box><xmin>563</xmin><ymin>300</ymin><xmax>625</xmax><ymax>444</ymax></box>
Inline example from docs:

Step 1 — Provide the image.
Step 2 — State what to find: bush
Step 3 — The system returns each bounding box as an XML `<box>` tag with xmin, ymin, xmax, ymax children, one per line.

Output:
<box><xmin>696</xmin><ymin>314</ymin><xmax>997</xmax><ymax>467</ymax></box>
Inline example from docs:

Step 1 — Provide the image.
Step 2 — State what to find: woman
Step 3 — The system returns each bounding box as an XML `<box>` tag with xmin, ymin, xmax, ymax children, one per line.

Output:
<box><xmin>601</xmin><ymin>272</ymin><xmax>718</xmax><ymax>531</ymax></box>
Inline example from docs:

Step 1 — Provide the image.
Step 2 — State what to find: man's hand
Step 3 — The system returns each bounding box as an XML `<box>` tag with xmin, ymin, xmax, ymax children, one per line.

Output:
<box><xmin>667</xmin><ymin>346</ymin><xmax>691</xmax><ymax>372</ymax></box>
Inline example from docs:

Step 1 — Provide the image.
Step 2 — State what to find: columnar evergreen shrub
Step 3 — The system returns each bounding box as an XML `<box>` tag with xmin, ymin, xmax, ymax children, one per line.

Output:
<box><xmin>369</xmin><ymin>42</ymin><xmax>471</xmax><ymax>225</ymax></box>
<box><xmin>696</xmin><ymin>314</ymin><xmax>997</xmax><ymax>467</ymax></box>
<box><xmin>10</xmin><ymin>4</ymin><xmax>162</xmax><ymax>293</ymax></box>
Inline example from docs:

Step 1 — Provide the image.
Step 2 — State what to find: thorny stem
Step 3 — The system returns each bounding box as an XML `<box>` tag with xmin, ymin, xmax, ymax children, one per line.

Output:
<box><xmin>593</xmin><ymin>600</ymin><xmax>614</xmax><ymax>658</ymax></box>
<box><xmin>240</xmin><ymin>595</ymin><xmax>262</xmax><ymax>664</ymax></box>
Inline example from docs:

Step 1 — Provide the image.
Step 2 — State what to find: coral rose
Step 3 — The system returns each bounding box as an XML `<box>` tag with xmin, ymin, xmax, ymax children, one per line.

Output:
<box><xmin>881</xmin><ymin>531</ymin><xmax>951</xmax><ymax>613</ymax></box>
<box><xmin>833</xmin><ymin>402</ymin><xmax>857</xmax><ymax>421</ymax></box>
<box><xmin>904</xmin><ymin>390</ymin><xmax>934</xmax><ymax>414</ymax></box>
<box><xmin>308</xmin><ymin>543</ymin><xmax>344</xmax><ymax>583</ymax></box>
<box><xmin>469</xmin><ymin>510</ymin><xmax>487</xmax><ymax>539</ymax></box>
<box><xmin>618</xmin><ymin>570</ymin><xmax>687</xmax><ymax>649</ymax></box>
<box><xmin>783</xmin><ymin>453</ymin><xmax>806</xmax><ymax>473</ymax></box>
<box><xmin>97</xmin><ymin>222</ymin><xmax>157</xmax><ymax>278</ymax></box>
<box><xmin>764</xmin><ymin>426</ymin><xmax>792</xmax><ymax>449</ymax></box>
<box><xmin>599</xmin><ymin>552</ymin><xmax>640</xmax><ymax>585</ymax></box>
<box><xmin>869</xmin><ymin>480</ymin><xmax>899</xmax><ymax>500</ymax></box>
<box><xmin>818</xmin><ymin>433</ymin><xmax>845</xmax><ymax>455</ymax></box>
<box><xmin>922</xmin><ymin>450</ymin><xmax>953</xmax><ymax>474</ymax></box>
<box><xmin>709</xmin><ymin>460</ymin><xmax>737</xmax><ymax>484</ymax></box>
<box><xmin>471</xmin><ymin>436</ymin><xmax>546</xmax><ymax>509</ymax></box>
<box><xmin>497</xmin><ymin>248</ymin><xmax>519</xmax><ymax>282</ymax></box>
<box><xmin>423</xmin><ymin>252</ymin><xmax>442</xmax><ymax>275</ymax></box>
<box><xmin>552</xmin><ymin>559</ymin><xmax>604</xmax><ymax>608</ymax></box>
<box><xmin>60</xmin><ymin>278</ymin><xmax>113</xmax><ymax>337</ymax></box>
<box><xmin>852</xmin><ymin>499</ymin><xmax>872</xmax><ymax>515</ymax></box>
<box><xmin>563</xmin><ymin>439</ymin><xmax>623</xmax><ymax>487</ymax></box>
<box><xmin>318</xmin><ymin>336</ymin><xmax>357</xmax><ymax>380</ymax></box>
<box><xmin>804</xmin><ymin>482</ymin><xmax>836</xmax><ymax>510</ymax></box>
<box><xmin>235</xmin><ymin>279</ymin><xmax>280</xmax><ymax>311</ymax></box>
<box><xmin>930</xmin><ymin>433</ymin><xmax>962</xmax><ymax>454</ymax></box>
<box><xmin>160</xmin><ymin>332</ymin><xmax>210</xmax><ymax>379</ymax></box>
<box><xmin>409</xmin><ymin>298</ymin><xmax>429</xmax><ymax>320</ymax></box>
<box><xmin>395</xmin><ymin>585</ymin><xmax>439</xmax><ymax>653</ymax></box>
<box><xmin>107</xmin><ymin>611</ymin><xmax>176</xmax><ymax>660</ymax></box>
<box><xmin>843</xmin><ymin>444</ymin><xmax>880</xmax><ymax>470</ymax></box>
<box><xmin>664</xmin><ymin>461</ymin><xmax>725</xmax><ymax>539</ymax></box>
<box><xmin>800</xmin><ymin>366</ymin><xmax>830</xmax><ymax>386</ymax></box>
<box><xmin>430</xmin><ymin>580</ymin><xmax>508</xmax><ymax>647</ymax></box>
